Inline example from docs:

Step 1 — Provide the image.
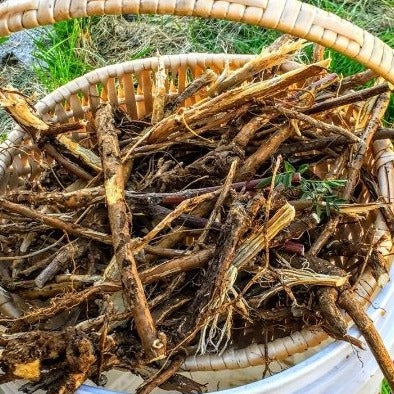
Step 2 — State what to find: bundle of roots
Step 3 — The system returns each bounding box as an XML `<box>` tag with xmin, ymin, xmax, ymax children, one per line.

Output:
<box><xmin>0</xmin><ymin>36</ymin><xmax>393</xmax><ymax>393</ymax></box>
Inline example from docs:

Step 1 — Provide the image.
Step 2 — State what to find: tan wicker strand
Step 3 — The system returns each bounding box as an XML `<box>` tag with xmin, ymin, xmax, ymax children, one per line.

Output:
<box><xmin>0</xmin><ymin>52</ymin><xmax>392</xmax><ymax>372</ymax></box>
<box><xmin>0</xmin><ymin>0</ymin><xmax>392</xmax><ymax>82</ymax></box>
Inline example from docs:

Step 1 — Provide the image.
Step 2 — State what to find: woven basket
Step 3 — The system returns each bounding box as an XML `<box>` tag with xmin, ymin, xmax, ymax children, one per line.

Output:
<box><xmin>0</xmin><ymin>0</ymin><xmax>393</xmax><ymax>378</ymax></box>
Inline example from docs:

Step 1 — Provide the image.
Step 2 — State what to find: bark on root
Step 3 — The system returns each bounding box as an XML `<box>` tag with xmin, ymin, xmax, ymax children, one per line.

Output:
<box><xmin>95</xmin><ymin>104</ymin><xmax>165</xmax><ymax>362</ymax></box>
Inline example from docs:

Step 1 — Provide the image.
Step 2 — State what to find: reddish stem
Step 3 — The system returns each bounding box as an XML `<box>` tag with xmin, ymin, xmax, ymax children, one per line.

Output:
<box><xmin>283</xmin><ymin>240</ymin><xmax>305</xmax><ymax>255</ymax></box>
<box><xmin>161</xmin><ymin>173</ymin><xmax>301</xmax><ymax>205</ymax></box>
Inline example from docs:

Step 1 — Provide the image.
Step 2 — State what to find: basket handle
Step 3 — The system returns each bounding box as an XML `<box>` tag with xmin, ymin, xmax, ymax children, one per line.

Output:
<box><xmin>0</xmin><ymin>0</ymin><xmax>393</xmax><ymax>84</ymax></box>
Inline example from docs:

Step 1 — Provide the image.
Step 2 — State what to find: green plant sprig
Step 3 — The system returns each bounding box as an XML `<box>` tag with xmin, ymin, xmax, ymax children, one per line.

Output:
<box><xmin>257</xmin><ymin>161</ymin><xmax>346</xmax><ymax>218</ymax></box>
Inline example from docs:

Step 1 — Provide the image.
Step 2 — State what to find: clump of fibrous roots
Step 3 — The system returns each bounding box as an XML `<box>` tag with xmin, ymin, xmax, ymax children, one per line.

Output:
<box><xmin>0</xmin><ymin>36</ymin><xmax>394</xmax><ymax>393</ymax></box>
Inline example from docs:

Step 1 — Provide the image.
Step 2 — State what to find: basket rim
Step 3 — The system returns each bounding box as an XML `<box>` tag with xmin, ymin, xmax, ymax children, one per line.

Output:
<box><xmin>0</xmin><ymin>0</ymin><xmax>393</xmax><ymax>83</ymax></box>
<box><xmin>35</xmin><ymin>53</ymin><xmax>256</xmax><ymax>116</ymax></box>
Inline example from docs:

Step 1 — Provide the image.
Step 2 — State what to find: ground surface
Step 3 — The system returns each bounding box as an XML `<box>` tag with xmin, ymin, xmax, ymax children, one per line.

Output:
<box><xmin>0</xmin><ymin>30</ymin><xmax>40</xmax><ymax>67</ymax></box>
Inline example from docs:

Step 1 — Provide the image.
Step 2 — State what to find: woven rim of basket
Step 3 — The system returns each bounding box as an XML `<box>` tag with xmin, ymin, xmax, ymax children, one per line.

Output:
<box><xmin>0</xmin><ymin>52</ymin><xmax>393</xmax><ymax>372</ymax></box>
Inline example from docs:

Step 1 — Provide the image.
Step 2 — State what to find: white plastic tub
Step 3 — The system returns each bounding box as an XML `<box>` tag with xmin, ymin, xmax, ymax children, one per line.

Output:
<box><xmin>75</xmin><ymin>260</ymin><xmax>394</xmax><ymax>394</ymax></box>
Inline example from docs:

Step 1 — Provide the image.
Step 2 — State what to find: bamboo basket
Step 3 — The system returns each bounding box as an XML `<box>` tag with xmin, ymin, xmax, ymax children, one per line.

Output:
<box><xmin>0</xmin><ymin>0</ymin><xmax>393</xmax><ymax>380</ymax></box>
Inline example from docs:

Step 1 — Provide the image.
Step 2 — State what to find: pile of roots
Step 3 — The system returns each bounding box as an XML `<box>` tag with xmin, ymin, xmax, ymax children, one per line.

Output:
<box><xmin>0</xmin><ymin>36</ymin><xmax>393</xmax><ymax>393</ymax></box>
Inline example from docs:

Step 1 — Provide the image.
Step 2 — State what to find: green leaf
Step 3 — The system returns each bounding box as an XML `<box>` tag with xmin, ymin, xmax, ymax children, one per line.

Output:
<box><xmin>256</xmin><ymin>177</ymin><xmax>272</xmax><ymax>188</ymax></box>
<box><xmin>297</xmin><ymin>164</ymin><xmax>309</xmax><ymax>174</ymax></box>
<box><xmin>284</xmin><ymin>161</ymin><xmax>296</xmax><ymax>173</ymax></box>
<box><xmin>0</xmin><ymin>37</ymin><xmax>9</xmax><ymax>45</ymax></box>
<box><xmin>327</xmin><ymin>180</ymin><xmax>347</xmax><ymax>187</ymax></box>
<box><xmin>283</xmin><ymin>173</ymin><xmax>293</xmax><ymax>187</ymax></box>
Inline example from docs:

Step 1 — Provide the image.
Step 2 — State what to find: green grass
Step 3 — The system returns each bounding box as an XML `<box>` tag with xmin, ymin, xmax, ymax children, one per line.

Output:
<box><xmin>33</xmin><ymin>18</ymin><xmax>96</xmax><ymax>92</ymax></box>
<box><xmin>31</xmin><ymin>0</ymin><xmax>393</xmax><ymax>122</ymax></box>
<box><xmin>186</xmin><ymin>19</ymin><xmax>280</xmax><ymax>54</ymax></box>
<box><xmin>26</xmin><ymin>0</ymin><xmax>394</xmax><ymax>122</ymax></box>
